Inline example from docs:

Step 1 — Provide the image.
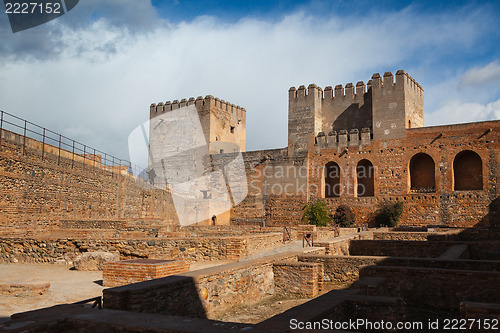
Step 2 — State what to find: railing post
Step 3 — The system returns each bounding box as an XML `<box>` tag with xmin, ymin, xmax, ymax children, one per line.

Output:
<box><xmin>83</xmin><ymin>145</ymin><xmax>86</xmax><ymax>170</ymax></box>
<box><xmin>57</xmin><ymin>134</ymin><xmax>62</xmax><ymax>165</ymax></box>
<box><xmin>22</xmin><ymin>120</ymin><xmax>27</xmax><ymax>156</ymax></box>
<box><xmin>41</xmin><ymin>128</ymin><xmax>46</xmax><ymax>161</ymax></box>
<box><xmin>93</xmin><ymin>148</ymin><xmax>96</xmax><ymax>170</ymax></box>
<box><xmin>0</xmin><ymin>111</ymin><xmax>3</xmax><ymax>151</ymax></box>
<box><xmin>72</xmin><ymin>141</ymin><xmax>75</xmax><ymax>169</ymax></box>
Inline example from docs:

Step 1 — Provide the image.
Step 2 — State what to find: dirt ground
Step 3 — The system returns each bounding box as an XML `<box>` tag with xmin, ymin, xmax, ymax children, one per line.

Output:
<box><xmin>0</xmin><ymin>260</ymin><xmax>345</xmax><ymax>325</ymax></box>
<box><xmin>0</xmin><ymin>263</ymin><xmax>103</xmax><ymax>322</ymax></box>
<box><xmin>0</xmin><ymin>260</ymin><xmax>232</xmax><ymax>323</ymax></box>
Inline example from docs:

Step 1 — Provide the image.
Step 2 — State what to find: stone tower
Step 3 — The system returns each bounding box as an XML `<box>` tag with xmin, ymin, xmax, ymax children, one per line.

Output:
<box><xmin>149</xmin><ymin>96</ymin><xmax>246</xmax><ymax>155</ymax></box>
<box><xmin>287</xmin><ymin>70</ymin><xmax>424</xmax><ymax>155</ymax></box>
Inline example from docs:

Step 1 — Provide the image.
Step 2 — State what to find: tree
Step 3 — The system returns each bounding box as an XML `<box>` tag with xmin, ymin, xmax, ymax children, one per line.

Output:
<box><xmin>301</xmin><ymin>200</ymin><xmax>331</xmax><ymax>227</ymax></box>
<box><xmin>333</xmin><ymin>204</ymin><xmax>356</xmax><ymax>227</ymax></box>
<box><xmin>374</xmin><ymin>200</ymin><xmax>404</xmax><ymax>227</ymax></box>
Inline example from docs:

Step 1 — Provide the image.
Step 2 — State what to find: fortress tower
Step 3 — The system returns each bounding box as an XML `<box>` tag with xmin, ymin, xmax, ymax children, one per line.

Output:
<box><xmin>148</xmin><ymin>96</ymin><xmax>246</xmax><ymax>226</ymax></box>
<box><xmin>288</xmin><ymin>70</ymin><xmax>424</xmax><ymax>155</ymax></box>
<box><xmin>150</xmin><ymin>96</ymin><xmax>246</xmax><ymax>154</ymax></box>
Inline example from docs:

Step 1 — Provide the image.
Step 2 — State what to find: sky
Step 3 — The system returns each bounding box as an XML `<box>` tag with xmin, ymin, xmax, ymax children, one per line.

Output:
<box><xmin>0</xmin><ymin>0</ymin><xmax>499</xmax><ymax>162</ymax></box>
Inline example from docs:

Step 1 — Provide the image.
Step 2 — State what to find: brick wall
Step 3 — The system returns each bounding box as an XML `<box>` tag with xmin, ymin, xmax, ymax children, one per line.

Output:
<box><xmin>273</xmin><ymin>261</ymin><xmax>324</xmax><ymax>297</ymax></box>
<box><xmin>103</xmin><ymin>259</ymin><xmax>190</xmax><ymax>287</ymax></box>
<box><xmin>232</xmin><ymin>119</ymin><xmax>499</xmax><ymax>228</ymax></box>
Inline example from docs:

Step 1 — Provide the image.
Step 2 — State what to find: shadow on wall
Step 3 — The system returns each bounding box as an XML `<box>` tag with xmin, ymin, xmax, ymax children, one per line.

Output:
<box><xmin>479</xmin><ymin>196</ymin><xmax>500</xmax><ymax>228</ymax></box>
<box><xmin>104</xmin><ymin>276</ymin><xmax>207</xmax><ymax>319</ymax></box>
<box><xmin>333</xmin><ymin>101</ymin><xmax>372</xmax><ymax>133</ymax></box>
<box><xmin>489</xmin><ymin>197</ymin><xmax>500</xmax><ymax>228</ymax></box>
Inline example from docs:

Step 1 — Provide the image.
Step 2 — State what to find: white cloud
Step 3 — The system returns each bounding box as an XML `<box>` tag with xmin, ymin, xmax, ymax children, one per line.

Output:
<box><xmin>0</xmin><ymin>4</ymin><xmax>497</xmax><ymax>160</ymax></box>
<box><xmin>426</xmin><ymin>98</ymin><xmax>500</xmax><ymax>126</ymax></box>
<box><xmin>460</xmin><ymin>61</ymin><xmax>500</xmax><ymax>86</ymax></box>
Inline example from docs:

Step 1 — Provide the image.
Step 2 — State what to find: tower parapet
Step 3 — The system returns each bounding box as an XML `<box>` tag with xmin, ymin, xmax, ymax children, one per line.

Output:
<box><xmin>371</xmin><ymin>70</ymin><xmax>424</xmax><ymax>140</ymax></box>
<box><xmin>288</xmin><ymin>69</ymin><xmax>423</xmax><ymax>156</ymax></box>
<box><xmin>315</xmin><ymin>127</ymin><xmax>372</xmax><ymax>150</ymax></box>
<box><xmin>150</xmin><ymin>95</ymin><xmax>246</xmax><ymax>153</ymax></box>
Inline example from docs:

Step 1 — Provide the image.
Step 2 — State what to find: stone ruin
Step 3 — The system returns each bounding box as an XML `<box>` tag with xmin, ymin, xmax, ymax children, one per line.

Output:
<box><xmin>0</xmin><ymin>70</ymin><xmax>499</xmax><ymax>331</ymax></box>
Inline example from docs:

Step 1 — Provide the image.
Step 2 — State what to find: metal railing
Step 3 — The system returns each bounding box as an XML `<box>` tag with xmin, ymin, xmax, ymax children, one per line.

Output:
<box><xmin>73</xmin><ymin>296</ymin><xmax>102</xmax><ymax>309</ymax></box>
<box><xmin>283</xmin><ymin>226</ymin><xmax>292</xmax><ymax>243</ymax></box>
<box><xmin>0</xmin><ymin>109</ymin><xmax>148</xmax><ymax>182</ymax></box>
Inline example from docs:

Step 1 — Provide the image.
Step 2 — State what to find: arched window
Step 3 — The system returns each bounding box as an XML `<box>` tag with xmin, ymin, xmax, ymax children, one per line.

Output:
<box><xmin>454</xmin><ymin>150</ymin><xmax>483</xmax><ymax>190</ymax></box>
<box><xmin>410</xmin><ymin>153</ymin><xmax>435</xmax><ymax>193</ymax></box>
<box><xmin>357</xmin><ymin>159</ymin><xmax>374</xmax><ymax>197</ymax></box>
<box><xmin>325</xmin><ymin>162</ymin><xmax>340</xmax><ymax>198</ymax></box>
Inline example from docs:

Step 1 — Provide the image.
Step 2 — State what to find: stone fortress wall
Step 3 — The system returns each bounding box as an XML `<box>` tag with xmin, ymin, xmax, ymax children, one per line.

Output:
<box><xmin>229</xmin><ymin>71</ymin><xmax>499</xmax><ymax>228</ymax></box>
<box><xmin>0</xmin><ymin>69</ymin><xmax>498</xmax><ymax>233</ymax></box>
<box><xmin>0</xmin><ymin>126</ymin><xmax>178</xmax><ymax>237</ymax></box>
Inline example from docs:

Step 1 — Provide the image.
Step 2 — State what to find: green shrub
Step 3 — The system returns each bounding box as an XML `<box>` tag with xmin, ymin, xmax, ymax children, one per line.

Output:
<box><xmin>301</xmin><ymin>200</ymin><xmax>331</xmax><ymax>227</ymax></box>
<box><xmin>374</xmin><ymin>200</ymin><xmax>404</xmax><ymax>227</ymax></box>
<box><xmin>333</xmin><ymin>204</ymin><xmax>356</xmax><ymax>227</ymax></box>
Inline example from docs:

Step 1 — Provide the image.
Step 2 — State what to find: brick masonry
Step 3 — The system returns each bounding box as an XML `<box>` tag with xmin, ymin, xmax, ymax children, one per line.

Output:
<box><xmin>103</xmin><ymin>258</ymin><xmax>190</xmax><ymax>287</ymax></box>
<box><xmin>273</xmin><ymin>261</ymin><xmax>324</xmax><ymax>298</ymax></box>
<box><xmin>0</xmin><ymin>282</ymin><xmax>50</xmax><ymax>297</ymax></box>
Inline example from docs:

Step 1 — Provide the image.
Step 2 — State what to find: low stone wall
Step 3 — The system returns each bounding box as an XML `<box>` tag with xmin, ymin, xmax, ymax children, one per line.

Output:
<box><xmin>104</xmin><ymin>258</ymin><xmax>276</xmax><ymax>318</ymax></box>
<box><xmin>299</xmin><ymin>255</ymin><xmax>384</xmax><ymax>285</ymax></box>
<box><xmin>359</xmin><ymin>265</ymin><xmax>500</xmax><ymax>310</ymax></box>
<box><xmin>314</xmin><ymin>239</ymin><xmax>350</xmax><ymax>256</ymax></box>
<box><xmin>103</xmin><ymin>259</ymin><xmax>190</xmax><ymax>287</ymax></box>
<box><xmin>273</xmin><ymin>261</ymin><xmax>323</xmax><ymax>298</ymax></box>
<box><xmin>314</xmin><ymin>232</ymin><xmax>373</xmax><ymax>255</ymax></box>
<box><xmin>0</xmin><ymin>233</ymin><xmax>284</xmax><ymax>263</ymax></box>
<box><xmin>349</xmin><ymin>239</ymin><xmax>453</xmax><ymax>258</ymax></box>
<box><xmin>245</xmin><ymin>233</ymin><xmax>283</xmax><ymax>257</ymax></box>
<box><xmin>373</xmin><ymin>231</ymin><xmax>461</xmax><ymax>241</ymax></box>
<box><xmin>299</xmin><ymin>254</ymin><xmax>500</xmax><ymax>285</ymax></box>
<box><xmin>103</xmin><ymin>248</ymin><xmax>324</xmax><ymax>319</ymax></box>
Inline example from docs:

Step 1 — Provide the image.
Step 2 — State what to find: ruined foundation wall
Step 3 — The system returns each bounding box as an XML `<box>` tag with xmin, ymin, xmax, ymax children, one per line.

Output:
<box><xmin>104</xmin><ymin>259</ymin><xmax>276</xmax><ymax>319</ymax></box>
<box><xmin>0</xmin><ymin>233</ymin><xmax>284</xmax><ymax>263</ymax></box>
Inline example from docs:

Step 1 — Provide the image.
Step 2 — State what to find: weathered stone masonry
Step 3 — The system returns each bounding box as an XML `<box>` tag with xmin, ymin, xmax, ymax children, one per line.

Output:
<box><xmin>228</xmin><ymin>71</ymin><xmax>500</xmax><ymax>228</ymax></box>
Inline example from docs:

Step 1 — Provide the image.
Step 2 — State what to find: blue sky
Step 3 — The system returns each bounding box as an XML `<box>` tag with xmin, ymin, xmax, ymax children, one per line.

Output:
<box><xmin>0</xmin><ymin>0</ymin><xmax>499</xmax><ymax>160</ymax></box>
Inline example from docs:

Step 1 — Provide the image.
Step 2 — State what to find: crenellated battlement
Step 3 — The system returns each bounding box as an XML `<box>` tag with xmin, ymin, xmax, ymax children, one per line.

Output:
<box><xmin>150</xmin><ymin>95</ymin><xmax>246</xmax><ymax>118</ymax></box>
<box><xmin>370</xmin><ymin>70</ymin><xmax>423</xmax><ymax>95</ymax></box>
<box><xmin>315</xmin><ymin>127</ymin><xmax>372</xmax><ymax>150</ymax></box>
<box><xmin>289</xmin><ymin>70</ymin><xmax>423</xmax><ymax>102</ymax></box>
<box><xmin>149</xmin><ymin>94</ymin><xmax>247</xmax><ymax>153</ymax></box>
<box><xmin>288</xmin><ymin>70</ymin><xmax>425</xmax><ymax>155</ymax></box>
